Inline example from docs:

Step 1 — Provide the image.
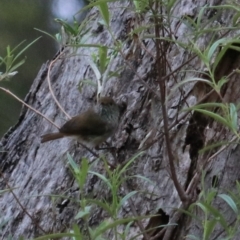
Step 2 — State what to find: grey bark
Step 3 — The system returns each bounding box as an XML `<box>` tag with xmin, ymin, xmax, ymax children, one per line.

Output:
<box><xmin>1</xmin><ymin>0</ymin><xmax>240</xmax><ymax>239</ymax></box>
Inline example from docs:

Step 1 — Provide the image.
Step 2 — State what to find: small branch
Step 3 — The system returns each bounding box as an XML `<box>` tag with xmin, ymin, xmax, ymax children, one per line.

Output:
<box><xmin>153</xmin><ymin>3</ymin><xmax>187</xmax><ymax>203</ymax></box>
<box><xmin>0</xmin><ymin>171</ymin><xmax>46</xmax><ymax>238</ymax></box>
<box><xmin>47</xmin><ymin>52</ymin><xmax>71</xmax><ymax>120</ymax></box>
<box><xmin>83</xmin><ymin>142</ymin><xmax>116</xmax><ymax>169</ymax></box>
<box><xmin>123</xmin><ymin>181</ymin><xmax>150</xmax><ymax>240</ymax></box>
<box><xmin>0</xmin><ymin>87</ymin><xmax>59</xmax><ymax>129</ymax></box>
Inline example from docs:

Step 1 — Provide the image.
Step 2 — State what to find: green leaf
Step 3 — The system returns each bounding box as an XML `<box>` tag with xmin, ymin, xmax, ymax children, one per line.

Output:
<box><xmin>55</xmin><ymin>18</ymin><xmax>78</xmax><ymax>36</ymax></box>
<box><xmin>0</xmin><ymin>188</ymin><xmax>17</xmax><ymax>194</ymax></box>
<box><xmin>13</xmin><ymin>37</ymin><xmax>41</xmax><ymax>64</ymax></box>
<box><xmin>72</xmin><ymin>224</ymin><xmax>83</xmax><ymax>240</ymax></box>
<box><xmin>133</xmin><ymin>0</ymin><xmax>149</xmax><ymax>13</ymax></box>
<box><xmin>197</xmin><ymin>202</ymin><xmax>228</xmax><ymax>231</ymax></box>
<box><xmin>89</xmin><ymin>171</ymin><xmax>112</xmax><ymax>189</ymax></box>
<box><xmin>119</xmin><ymin>191</ymin><xmax>138</xmax><ymax>207</ymax></box>
<box><xmin>218</xmin><ymin>194</ymin><xmax>238</xmax><ymax>214</ymax></box>
<box><xmin>67</xmin><ymin>152</ymin><xmax>80</xmax><ymax>174</ymax></box>
<box><xmin>99</xmin><ymin>46</ymin><xmax>108</xmax><ymax>74</ymax></box>
<box><xmin>86</xmin><ymin>198</ymin><xmax>113</xmax><ymax>215</ymax></box>
<box><xmin>191</xmin><ymin>109</ymin><xmax>228</xmax><ymax>127</ymax></box>
<box><xmin>33</xmin><ymin>232</ymin><xmax>81</xmax><ymax>239</ymax></box>
<box><xmin>209</xmin><ymin>38</ymin><xmax>227</xmax><ymax>71</ymax></box>
<box><xmin>79</xmin><ymin>158</ymin><xmax>89</xmax><ymax>189</ymax></box>
<box><xmin>133</xmin><ymin>174</ymin><xmax>157</xmax><ymax>186</ymax></box>
<box><xmin>75</xmin><ymin>206</ymin><xmax>91</xmax><ymax>219</ymax></box>
<box><xmin>216</xmin><ymin>77</ymin><xmax>228</xmax><ymax>91</ymax></box>
<box><xmin>167</xmin><ymin>77</ymin><xmax>212</xmax><ymax>101</ymax></box>
<box><xmin>118</xmin><ymin>151</ymin><xmax>144</xmax><ymax>176</ymax></box>
<box><xmin>88</xmin><ymin>59</ymin><xmax>101</xmax><ymax>81</ymax></box>
<box><xmin>92</xmin><ymin>216</ymin><xmax>148</xmax><ymax>238</ymax></box>
<box><xmin>187</xmin><ymin>102</ymin><xmax>225</xmax><ymax>109</ymax></box>
<box><xmin>199</xmin><ymin>140</ymin><xmax>230</xmax><ymax>154</ymax></box>
<box><xmin>232</xmin><ymin>12</ymin><xmax>240</xmax><ymax>26</ymax></box>
<box><xmin>34</xmin><ymin>28</ymin><xmax>57</xmax><ymax>41</ymax></box>
<box><xmin>196</xmin><ymin>5</ymin><xmax>207</xmax><ymax>28</ymax></box>
<box><xmin>212</xmin><ymin>39</ymin><xmax>240</xmax><ymax>74</ymax></box>
<box><xmin>203</xmin><ymin>219</ymin><xmax>218</xmax><ymax>240</ymax></box>
<box><xmin>207</xmin><ymin>37</ymin><xmax>225</xmax><ymax>61</ymax></box>
<box><xmin>229</xmin><ymin>103</ymin><xmax>238</xmax><ymax>131</ymax></box>
<box><xmin>97</xmin><ymin>1</ymin><xmax>109</xmax><ymax>26</ymax></box>
<box><xmin>9</xmin><ymin>59</ymin><xmax>26</xmax><ymax>72</ymax></box>
<box><xmin>166</xmin><ymin>0</ymin><xmax>177</xmax><ymax>13</ymax></box>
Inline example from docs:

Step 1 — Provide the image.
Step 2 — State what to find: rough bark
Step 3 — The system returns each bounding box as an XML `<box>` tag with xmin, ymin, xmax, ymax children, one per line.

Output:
<box><xmin>1</xmin><ymin>0</ymin><xmax>240</xmax><ymax>239</ymax></box>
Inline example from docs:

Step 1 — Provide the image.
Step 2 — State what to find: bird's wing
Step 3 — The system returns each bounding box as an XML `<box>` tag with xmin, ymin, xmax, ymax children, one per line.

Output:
<box><xmin>60</xmin><ymin>110</ymin><xmax>109</xmax><ymax>137</ymax></box>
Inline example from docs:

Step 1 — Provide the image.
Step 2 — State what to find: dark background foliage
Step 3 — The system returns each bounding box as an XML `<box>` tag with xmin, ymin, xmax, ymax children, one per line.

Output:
<box><xmin>0</xmin><ymin>0</ymin><xmax>84</xmax><ymax>137</ymax></box>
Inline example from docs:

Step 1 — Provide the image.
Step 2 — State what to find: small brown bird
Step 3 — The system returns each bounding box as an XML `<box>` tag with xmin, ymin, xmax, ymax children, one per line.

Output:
<box><xmin>41</xmin><ymin>97</ymin><xmax>120</xmax><ymax>147</ymax></box>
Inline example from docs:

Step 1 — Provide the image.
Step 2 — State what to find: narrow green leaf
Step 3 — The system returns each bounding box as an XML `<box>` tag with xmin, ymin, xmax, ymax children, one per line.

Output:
<box><xmin>133</xmin><ymin>174</ymin><xmax>156</xmax><ymax>186</ymax></box>
<box><xmin>229</xmin><ymin>44</ymin><xmax>240</xmax><ymax>52</ymax></box>
<box><xmin>218</xmin><ymin>194</ymin><xmax>238</xmax><ymax>214</ymax></box>
<box><xmin>197</xmin><ymin>202</ymin><xmax>229</xmax><ymax>231</ymax></box>
<box><xmin>212</xmin><ymin>39</ymin><xmax>240</xmax><ymax>74</ymax></box>
<box><xmin>196</xmin><ymin>5</ymin><xmax>207</xmax><ymax>28</ymax></box>
<box><xmin>196</xmin><ymin>202</ymin><xmax>208</xmax><ymax>214</ymax></box>
<box><xmin>9</xmin><ymin>58</ymin><xmax>26</xmax><ymax>72</ymax></box>
<box><xmin>178</xmin><ymin>207</ymin><xmax>202</xmax><ymax>222</ymax></box>
<box><xmin>92</xmin><ymin>216</ymin><xmax>148</xmax><ymax>238</ymax></box>
<box><xmin>217</xmin><ymin>77</ymin><xmax>228</xmax><ymax>90</ymax></box>
<box><xmin>118</xmin><ymin>151</ymin><xmax>144</xmax><ymax>176</ymax></box>
<box><xmin>89</xmin><ymin>171</ymin><xmax>112</xmax><ymax>189</ymax></box>
<box><xmin>33</xmin><ymin>232</ymin><xmax>81</xmax><ymax>240</ymax></box>
<box><xmin>203</xmin><ymin>219</ymin><xmax>218</xmax><ymax>240</ymax></box>
<box><xmin>199</xmin><ymin>140</ymin><xmax>229</xmax><ymax>154</ymax></box>
<box><xmin>168</xmin><ymin>77</ymin><xmax>212</xmax><ymax>101</ymax></box>
<box><xmin>207</xmin><ymin>38</ymin><xmax>226</xmax><ymax>62</ymax></box>
<box><xmin>5</xmin><ymin>54</ymin><xmax>13</xmax><ymax>72</ymax></box>
<box><xmin>232</xmin><ymin>12</ymin><xmax>240</xmax><ymax>26</ymax></box>
<box><xmin>67</xmin><ymin>152</ymin><xmax>80</xmax><ymax>174</ymax></box>
<box><xmin>55</xmin><ymin>18</ymin><xmax>78</xmax><ymax>36</ymax></box>
<box><xmin>229</xmin><ymin>103</ymin><xmax>238</xmax><ymax>131</ymax></box>
<box><xmin>80</xmin><ymin>79</ymin><xmax>97</xmax><ymax>87</ymax></box>
<box><xmin>34</xmin><ymin>28</ymin><xmax>57</xmax><ymax>41</ymax></box>
<box><xmin>212</xmin><ymin>43</ymin><xmax>229</xmax><ymax>74</ymax></box>
<box><xmin>166</xmin><ymin>0</ymin><xmax>177</xmax><ymax>13</ymax></box>
<box><xmin>119</xmin><ymin>191</ymin><xmax>138</xmax><ymax>207</ymax></box>
<box><xmin>0</xmin><ymin>188</ymin><xmax>17</xmax><ymax>194</ymax></box>
<box><xmin>97</xmin><ymin>1</ymin><xmax>109</xmax><ymax>26</ymax></box>
<box><xmin>99</xmin><ymin>46</ymin><xmax>108</xmax><ymax>74</ymax></box>
<box><xmin>11</xmin><ymin>40</ymin><xmax>26</xmax><ymax>53</ymax></box>
<box><xmin>191</xmin><ymin>109</ymin><xmax>229</xmax><ymax>127</ymax></box>
<box><xmin>14</xmin><ymin>37</ymin><xmax>41</xmax><ymax>63</ymax></box>
<box><xmin>133</xmin><ymin>0</ymin><xmax>148</xmax><ymax>13</ymax></box>
<box><xmin>88</xmin><ymin>59</ymin><xmax>101</xmax><ymax>80</ymax></box>
<box><xmin>79</xmin><ymin>158</ymin><xmax>89</xmax><ymax>189</ymax></box>
<box><xmin>75</xmin><ymin>206</ymin><xmax>91</xmax><ymax>219</ymax></box>
<box><xmin>86</xmin><ymin>198</ymin><xmax>112</xmax><ymax>215</ymax></box>
<box><xmin>187</xmin><ymin>102</ymin><xmax>225</xmax><ymax>109</ymax></box>
<box><xmin>72</xmin><ymin>224</ymin><xmax>83</xmax><ymax>240</ymax></box>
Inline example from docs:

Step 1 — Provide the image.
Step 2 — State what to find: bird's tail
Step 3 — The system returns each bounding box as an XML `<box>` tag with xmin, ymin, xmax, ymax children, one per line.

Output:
<box><xmin>41</xmin><ymin>132</ymin><xmax>65</xmax><ymax>143</ymax></box>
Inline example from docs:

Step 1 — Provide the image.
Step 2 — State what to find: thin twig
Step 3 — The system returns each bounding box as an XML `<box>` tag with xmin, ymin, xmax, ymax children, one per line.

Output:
<box><xmin>123</xmin><ymin>181</ymin><xmax>150</xmax><ymax>240</ymax></box>
<box><xmin>0</xmin><ymin>171</ymin><xmax>46</xmax><ymax>238</ymax></box>
<box><xmin>0</xmin><ymin>87</ymin><xmax>59</xmax><ymax>129</ymax></box>
<box><xmin>47</xmin><ymin>52</ymin><xmax>71</xmax><ymax>120</ymax></box>
<box><xmin>153</xmin><ymin>2</ymin><xmax>187</xmax><ymax>203</ymax></box>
